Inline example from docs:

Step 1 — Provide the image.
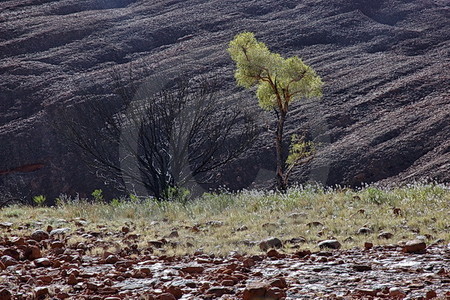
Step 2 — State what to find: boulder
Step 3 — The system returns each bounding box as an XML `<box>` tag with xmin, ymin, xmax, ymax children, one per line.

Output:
<box><xmin>402</xmin><ymin>240</ymin><xmax>427</xmax><ymax>254</ymax></box>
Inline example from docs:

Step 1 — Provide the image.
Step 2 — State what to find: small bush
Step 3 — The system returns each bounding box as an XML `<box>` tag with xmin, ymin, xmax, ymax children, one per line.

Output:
<box><xmin>91</xmin><ymin>189</ymin><xmax>104</xmax><ymax>202</ymax></box>
<box><xmin>32</xmin><ymin>195</ymin><xmax>46</xmax><ymax>206</ymax></box>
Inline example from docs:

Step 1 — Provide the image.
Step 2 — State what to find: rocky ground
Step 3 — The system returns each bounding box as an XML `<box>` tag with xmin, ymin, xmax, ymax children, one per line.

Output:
<box><xmin>1</xmin><ymin>223</ymin><xmax>449</xmax><ymax>299</ymax></box>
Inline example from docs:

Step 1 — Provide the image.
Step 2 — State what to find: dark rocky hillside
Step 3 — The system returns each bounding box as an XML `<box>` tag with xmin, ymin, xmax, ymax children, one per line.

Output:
<box><xmin>1</xmin><ymin>0</ymin><xmax>449</xmax><ymax>200</ymax></box>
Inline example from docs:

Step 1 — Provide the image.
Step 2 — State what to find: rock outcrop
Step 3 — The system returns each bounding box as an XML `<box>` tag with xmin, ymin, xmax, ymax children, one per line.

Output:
<box><xmin>1</xmin><ymin>0</ymin><xmax>449</xmax><ymax>200</ymax></box>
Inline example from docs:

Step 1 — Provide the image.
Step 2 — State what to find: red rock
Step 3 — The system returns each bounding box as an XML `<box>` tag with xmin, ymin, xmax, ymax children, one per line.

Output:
<box><xmin>24</xmin><ymin>245</ymin><xmax>42</xmax><ymax>260</ymax></box>
<box><xmin>3</xmin><ymin>249</ymin><xmax>19</xmax><ymax>260</ymax></box>
<box><xmin>352</xmin><ymin>264</ymin><xmax>372</xmax><ymax>272</ymax></box>
<box><xmin>389</xmin><ymin>287</ymin><xmax>406</xmax><ymax>299</ymax></box>
<box><xmin>426</xmin><ymin>290</ymin><xmax>437</xmax><ymax>299</ymax></box>
<box><xmin>270</xmin><ymin>278</ymin><xmax>287</xmax><ymax>289</ymax></box>
<box><xmin>364</xmin><ymin>242</ymin><xmax>374</xmax><ymax>250</ymax></box>
<box><xmin>0</xmin><ymin>261</ymin><xmax>5</xmax><ymax>270</ymax></box>
<box><xmin>34</xmin><ymin>258</ymin><xmax>52</xmax><ymax>267</ymax></box>
<box><xmin>67</xmin><ymin>268</ymin><xmax>80</xmax><ymax>276</ymax></box>
<box><xmin>68</xmin><ymin>274</ymin><xmax>79</xmax><ymax>285</ymax></box>
<box><xmin>138</xmin><ymin>266</ymin><xmax>152</xmax><ymax>275</ymax></box>
<box><xmin>0</xmin><ymin>289</ymin><xmax>12</xmax><ymax>300</ymax></box>
<box><xmin>1</xmin><ymin>255</ymin><xmax>18</xmax><ymax>267</ymax></box>
<box><xmin>294</xmin><ymin>249</ymin><xmax>311</xmax><ymax>258</ymax></box>
<box><xmin>165</xmin><ymin>286</ymin><xmax>183</xmax><ymax>299</ymax></box>
<box><xmin>50</xmin><ymin>241</ymin><xmax>65</xmax><ymax>249</ymax></box>
<box><xmin>105</xmin><ymin>255</ymin><xmax>120</xmax><ymax>264</ymax></box>
<box><xmin>180</xmin><ymin>264</ymin><xmax>204</xmax><ymax>274</ymax></box>
<box><xmin>206</xmin><ymin>286</ymin><xmax>234</xmax><ymax>297</ymax></box>
<box><xmin>355</xmin><ymin>289</ymin><xmax>378</xmax><ymax>296</ymax></box>
<box><xmin>87</xmin><ymin>282</ymin><xmax>102</xmax><ymax>291</ymax></box>
<box><xmin>266</xmin><ymin>287</ymin><xmax>286</xmax><ymax>299</ymax></box>
<box><xmin>56</xmin><ymin>292</ymin><xmax>70</xmax><ymax>299</ymax></box>
<box><xmin>37</xmin><ymin>275</ymin><xmax>52</xmax><ymax>284</ymax></box>
<box><xmin>402</xmin><ymin>240</ymin><xmax>427</xmax><ymax>254</ymax></box>
<box><xmin>30</xmin><ymin>230</ymin><xmax>49</xmax><ymax>242</ymax></box>
<box><xmin>156</xmin><ymin>293</ymin><xmax>176</xmax><ymax>300</ymax></box>
<box><xmin>243</xmin><ymin>281</ymin><xmax>268</xmax><ymax>300</ymax></box>
<box><xmin>10</xmin><ymin>237</ymin><xmax>25</xmax><ymax>246</ymax></box>
<box><xmin>267</xmin><ymin>249</ymin><xmax>280</xmax><ymax>258</ymax></box>
<box><xmin>34</xmin><ymin>287</ymin><xmax>49</xmax><ymax>298</ymax></box>
<box><xmin>259</xmin><ymin>237</ymin><xmax>282</xmax><ymax>251</ymax></box>
<box><xmin>221</xmin><ymin>279</ymin><xmax>235</xmax><ymax>286</ymax></box>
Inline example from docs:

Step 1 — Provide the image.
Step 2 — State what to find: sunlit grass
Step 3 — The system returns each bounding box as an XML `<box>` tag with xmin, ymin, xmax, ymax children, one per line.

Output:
<box><xmin>1</xmin><ymin>183</ymin><xmax>449</xmax><ymax>256</ymax></box>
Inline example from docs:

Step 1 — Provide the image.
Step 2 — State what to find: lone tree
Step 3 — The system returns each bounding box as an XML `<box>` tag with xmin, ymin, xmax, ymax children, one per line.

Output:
<box><xmin>228</xmin><ymin>32</ymin><xmax>323</xmax><ymax>191</ymax></box>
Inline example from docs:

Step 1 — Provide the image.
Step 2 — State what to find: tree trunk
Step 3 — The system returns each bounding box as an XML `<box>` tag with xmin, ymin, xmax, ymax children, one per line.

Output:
<box><xmin>275</xmin><ymin>109</ymin><xmax>287</xmax><ymax>192</ymax></box>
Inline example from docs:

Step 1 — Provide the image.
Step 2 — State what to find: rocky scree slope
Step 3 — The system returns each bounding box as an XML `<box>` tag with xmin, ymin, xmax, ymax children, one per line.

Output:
<box><xmin>0</xmin><ymin>0</ymin><xmax>449</xmax><ymax>199</ymax></box>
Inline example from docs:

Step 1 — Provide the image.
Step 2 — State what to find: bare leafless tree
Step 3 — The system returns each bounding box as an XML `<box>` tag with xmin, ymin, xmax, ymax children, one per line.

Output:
<box><xmin>59</xmin><ymin>71</ymin><xmax>259</xmax><ymax>200</ymax></box>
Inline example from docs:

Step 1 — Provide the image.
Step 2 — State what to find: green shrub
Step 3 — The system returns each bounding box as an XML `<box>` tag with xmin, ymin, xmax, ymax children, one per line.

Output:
<box><xmin>91</xmin><ymin>189</ymin><xmax>104</xmax><ymax>202</ymax></box>
<box><xmin>33</xmin><ymin>195</ymin><xmax>46</xmax><ymax>206</ymax></box>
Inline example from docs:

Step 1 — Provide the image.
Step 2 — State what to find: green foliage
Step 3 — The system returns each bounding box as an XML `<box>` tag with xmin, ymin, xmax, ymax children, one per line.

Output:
<box><xmin>228</xmin><ymin>32</ymin><xmax>323</xmax><ymax>111</ymax></box>
<box><xmin>228</xmin><ymin>32</ymin><xmax>323</xmax><ymax>191</ymax></box>
<box><xmin>286</xmin><ymin>134</ymin><xmax>316</xmax><ymax>167</ymax></box>
<box><xmin>163</xmin><ymin>186</ymin><xmax>191</xmax><ymax>203</ymax></box>
<box><xmin>129</xmin><ymin>194</ymin><xmax>139</xmax><ymax>203</ymax></box>
<box><xmin>32</xmin><ymin>195</ymin><xmax>46</xmax><ymax>206</ymax></box>
<box><xmin>363</xmin><ymin>187</ymin><xmax>392</xmax><ymax>205</ymax></box>
<box><xmin>91</xmin><ymin>189</ymin><xmax>104</xmax><ymax>202</ymax></box>
<box><xmin>110</xmin><ymin>198</ymin><xmax>122</xmax><ymax>207</ymax></box>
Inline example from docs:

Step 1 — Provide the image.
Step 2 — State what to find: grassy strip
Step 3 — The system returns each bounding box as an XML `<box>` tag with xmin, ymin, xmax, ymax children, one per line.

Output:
<box><xmin>1</xmin><ymin>184</ymin><xmax>449</xmax><ymax>256</ymax></box>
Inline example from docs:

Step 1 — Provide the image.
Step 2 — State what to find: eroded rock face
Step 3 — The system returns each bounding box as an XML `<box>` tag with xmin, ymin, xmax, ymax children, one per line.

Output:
<box><xmin>0</xmin><ymin>0</ymin><xmax>449</xmax><ymax>199</ymax></box>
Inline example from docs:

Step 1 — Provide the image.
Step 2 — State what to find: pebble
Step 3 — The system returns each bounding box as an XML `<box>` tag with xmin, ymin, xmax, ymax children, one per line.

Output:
<box><xmin>353</xmin><ymin>264</ymin><xmax>372</xmax><ymax>272</ymax></box>
<box><xmin>259</xmin><ymin>237</ymin><xmax>282</xmax><ymax>251</ymax></box>
<box><xmin>426</xmin><ymin>290</ymin><xmax>437</xmax><ymax>299</ymax></box>
<box><xmin>180</xmin><ymin>264</ymin><xmax>204</xmax><ymax>274</ymax></box>
<box><xmin>206</xmin><ymin>286</ymin><xmax>233</xmax><ymax>297</ymax></box>
<box><xmin>364</xmin><ymin>242</ymin><xmax>374</xmax><ymax>250</ymax></box>
<box><xmin>30</xmin><ymin>230</ymin><xmax>49</xmax><ymax>242</ymax></box>
<box><xmin>50</xmin><ymin>228</ymin><xmax>71</xmax><ymax>236</ymax></box>
<box><xmin>26</xmin><ymin>245</ymin><xmax>42</xmax><ymax>260</ymax></box>
<box><xmin>105</xmin><ymin>255</ymin><xmax>120</xmax><ymax>264</ymax></box>
<box><xmin>1</xmin><ymin>255</ymin><xmax>18</xmax><ymax>267</ymax></box>
<box><xmin>262</xmin><ymin>223</ymin><xmax>279</xmax><ymax>230</ymax></box>
<box><xmin>357</xmin><ymin>227</ymin><xmax>373</xmax><ymax>234</ymax></box>
<box><xmin>235</xmin><ymin>225</ymin><xmax>248</xmax><ymax>231</ymax></box>
<box><xmin>34</xmin><ymin>287</ymin><xmax>49</xmax><ymax>298</ymax></box>
<box><xmin>10</xmin><ymin>237</ymin><xmax>25</xmax><ymax>246</ymax></box>
<box><xmin>0</xmin><ymin>289</ymin><xmax>12</xmax><ymax>300</ymax></box>
<box><xmin>0</xmin><ymin>222</ymin><xmax>13</xmax><ymax>228</ymax></box>
<box><xmin>318</xmin><ymin>240</ymin><xmax>341</xmax><ymax>250</ymax></box>
<box><xmin>34</xmin><ymin>258</ymin><xmax>52</xmax><ymax>267</ymax></box>
<box><xmin>156</xmin><ymin>293</ymin><xmax>176</xmax><ymax>300</ymax></box>
<box><xmin>307</xmin><ymin>221</ymin><xmax>323</xmax><ymax>227</ymax></box>
<box><xmin>243</xmin><ymin>281</ymin><xmax>268</xmax><ymax>300</ymax></box>
<box><xmin>389</xmin><ymin>287</ymin><xmax>406</xmax><ymax>298</ymax></box>
<box><xmin>378</xmin><ymin>232</ymin><xmax>394</xmax><ymax>239</ymax></box>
